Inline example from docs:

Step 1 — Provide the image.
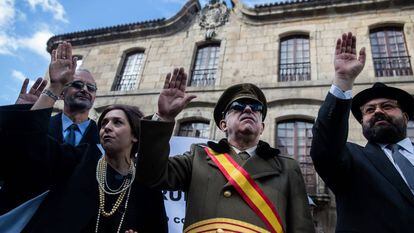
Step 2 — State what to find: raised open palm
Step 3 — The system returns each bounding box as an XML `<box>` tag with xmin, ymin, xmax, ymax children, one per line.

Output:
<box><xmin>15</xmin><ymin>78</ymin><xmax>47</xmax><ymax>104</ymax></box>
<box><xmin>157</xmin><ymin>68</ymin><xmax>196</xmax><ymax>121</ymax></box>
<box><xmin>334</xmin><ymin>32</ymin><xmax>366</xmax><ymax>82</ymax></box>
<box><xmin>49</xmin><ymin>42</ymin><xmax>77</xmax><ymax>86</ymax></box>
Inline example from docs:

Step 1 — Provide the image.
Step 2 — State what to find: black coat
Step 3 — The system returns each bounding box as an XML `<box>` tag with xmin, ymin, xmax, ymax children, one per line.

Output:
<box><xmin>0</xmin><ymin>105</ymin><xmax>168</xmax><ymax>232</ymax></box>
<box><xmin>0</xmin><ymin>105</ymin><xmax>99</xmax><ymax>214</ymax></box>
<box><xmin>310</xmin><ymin>93</ymin><xmax>414</xmax><ymax>233</ymax></box>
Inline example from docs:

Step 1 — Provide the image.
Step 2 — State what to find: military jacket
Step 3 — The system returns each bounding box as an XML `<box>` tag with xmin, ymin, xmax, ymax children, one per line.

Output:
<box><xmin>137</xmin><ymin>119</ymin><xmax>315</xmax><ymax>233</ymax></box>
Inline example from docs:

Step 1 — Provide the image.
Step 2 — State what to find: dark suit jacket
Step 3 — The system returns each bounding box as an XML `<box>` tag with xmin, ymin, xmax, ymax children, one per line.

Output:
<box><xmin>0</xmin><ymin>106</ymin><xmax>99</xmax><ymax>214</ymax></box>
<box><xmin>0</xmin><ymin>106</ymin><xmax>168</xmax><ymax>232</ymax></box>
<box><xmin>310</xmin><ymin>93</ymin><xmax>414</xmax><ymax>233</ymax></box>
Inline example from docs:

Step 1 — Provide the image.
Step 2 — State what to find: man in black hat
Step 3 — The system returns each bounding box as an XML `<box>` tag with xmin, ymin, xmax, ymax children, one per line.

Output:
<box><xmin>311</xmin><ymin>32</ymin><xmax>414</xmax><ymax>232</ymax></box>
<box><xmin>136</xmin><ymin>68</ymin><xmax>314</xmax><ymax>232</ymax></box>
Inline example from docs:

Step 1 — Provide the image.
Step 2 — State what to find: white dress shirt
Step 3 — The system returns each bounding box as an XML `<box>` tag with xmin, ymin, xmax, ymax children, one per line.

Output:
<box><xmin>231</xmin><ymin>145</ymin><xmax>257</xmax><ymax>158</ymax></box>
<box><xmin>379</xmin><ymin>138</ymin><xmax>414</xmax><ymax>193</ymax></box>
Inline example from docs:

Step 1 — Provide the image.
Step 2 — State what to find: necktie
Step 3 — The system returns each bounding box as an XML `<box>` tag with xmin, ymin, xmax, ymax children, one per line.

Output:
<box><xmin>388</xmin><ymin>144</ymin><xmax>414</xmax><ymax>191</ymax></box>
<box><xmin>65</xmin><ymin>124</ymin><xmax>79</xmax><ymax>146</ymax></box>
<box><xmin>238</xmin><ymin>151</ymin><xmax>250</xmax><ymax>160</ymax></box>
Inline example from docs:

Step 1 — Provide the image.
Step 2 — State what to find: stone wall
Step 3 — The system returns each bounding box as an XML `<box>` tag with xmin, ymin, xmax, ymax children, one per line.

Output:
<box><xmin>72</xmin><ymin>4</ymin><xmax>414</xmax><ymax>145</ymax></box>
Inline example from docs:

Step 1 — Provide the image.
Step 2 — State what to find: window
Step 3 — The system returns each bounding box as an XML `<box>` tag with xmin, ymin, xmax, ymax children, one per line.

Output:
<box><xmin>190</xmin><ymin>43</ymin><xmax>220</xmax><ymax>87</ymax></box>
<box><xmin>74</xmin><ymin>55</ymin><xmax>83</xmax><ymax>70</ymax></box>
<box><xmin>279</xmin><ymin>35</ymin><xmax>311</xmax><ymax>82</ymax></box>
<box><xmin>277</xmin><ymin>120</ymin><xmax>326</xmax><ymax>195</ymax></box>
<box><xmin>177</xmin><ymin>121</ymin><xmax>210</xmax><ymax>139</ymax></box>
<box><xmin>407</xmin><ymin>121</ymin><xmax>414</xmax><ymax>141</ymax></box>
<box><xmin>112</xmin><ymin>51</ymin><xmax>144</xmax><ymax>91</ymax></box>
<box><xmin>370</xmin><ymin>27</ymin><xmax>412</xmax><ymax>77</ymax></box>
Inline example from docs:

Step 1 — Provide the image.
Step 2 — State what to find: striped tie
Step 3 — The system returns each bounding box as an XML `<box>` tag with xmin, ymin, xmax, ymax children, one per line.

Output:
<box><xmin>388</xmin><ymin>144</ymin><xmax>414</xmax><ymax>192</ymax></box>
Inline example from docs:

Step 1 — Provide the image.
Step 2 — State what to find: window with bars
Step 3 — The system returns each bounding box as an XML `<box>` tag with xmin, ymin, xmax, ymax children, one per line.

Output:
<box><xmin>370</xmin><ymin>27</ymin><xmax>413</xmax><ymax>77</ymax></box>
<box><xmin>74</xmin><ymin>55</ymin><xmax>83</xmax><ymax>70</ymax></box>
<box><xmin>278</xmin><ymin>35</ymin><xmax>311</xmax><ymax>82</ymax></box>
<box><xmin>177</xmin><ymin>121</ymin><xmax>210</xmax><ymax>139</ymax></box>
<box><xmin>190</xmin><ymin>43</ymin><xmax>220</xmax><ymax>87</ymax></box>
<box><xmin>277</xmin><ymin>120</ymin><xmax>327</xmax><ymax>195</ymax></box>
<box><xmin>112</xmin><ymin>51</ymin><xmax>144</xmax><ymax>91</ymax></box>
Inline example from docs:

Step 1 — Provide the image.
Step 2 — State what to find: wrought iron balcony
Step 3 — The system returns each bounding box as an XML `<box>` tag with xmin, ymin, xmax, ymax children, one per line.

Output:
<box><xmin>189</xmin><ymin>68</ymin><xmax>217</xmax><ymax>87</ymax></box>
<box><xmin>112</xmin><ymin>74</ymin><xmax>137</xmax><ymax>91</ymax></box>
<box><xmin>279</xmin><ymin>62</ymin><xmax>311</xmax><ymax>82</ymax></box>
<box><xmin>373</xmin><ymin>56</ymin><xmax>413</xmax><ymax>77</ymax></box>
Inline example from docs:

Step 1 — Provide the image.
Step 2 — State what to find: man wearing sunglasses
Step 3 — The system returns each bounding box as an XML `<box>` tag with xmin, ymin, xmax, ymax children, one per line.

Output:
<box><xmin>136</xmin><ymin>68</ymin><xmax>314</xmax><ymax>232</ymax></box>
<box><xmin>311</xmin><ymin>32</ymin><xmax>414</xmax><ymax>232</ymax></box>
<box><xmin>52</xmin><ymin>68</ymin><xmax>99</xmax><ymax>146</ymax></box>
<box><xmin>0</xmin><ymin>42</ymin><xmax>99</xmax><ymax>232</ymax></box>
<box><xmin>14</xmin><ymin>66</ymin><xmax>99</xmax><ymax>147</ymax></box>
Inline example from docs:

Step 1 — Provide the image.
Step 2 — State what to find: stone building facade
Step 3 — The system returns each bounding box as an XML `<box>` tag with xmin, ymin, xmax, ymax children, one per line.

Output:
<box><xmin>47</xmin><ymin>0</ymin><xmax>414</xmax><ymax>232</ymax></box>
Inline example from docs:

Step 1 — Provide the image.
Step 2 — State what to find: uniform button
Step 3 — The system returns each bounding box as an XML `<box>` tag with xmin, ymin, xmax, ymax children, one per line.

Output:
<box><xmin>223</xmin><ymin>190</ymin><xmax>231</xmax><ymax>198</ymax></box>
<box><xmin>216</xmin><ymin>229</ymin><xmax>224</xmax><ymax>233</ymax></box>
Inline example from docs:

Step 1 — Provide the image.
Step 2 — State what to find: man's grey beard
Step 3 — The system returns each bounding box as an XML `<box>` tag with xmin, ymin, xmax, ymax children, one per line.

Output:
<box><xmin>65</xmin><ymin>94</ymin><xmax>92</xmax><ymax>111</ymax></box>
<box><xmin>362</xmin><ymin>113</ymin><xmax>407</xmax><ymax>144</ymax></box>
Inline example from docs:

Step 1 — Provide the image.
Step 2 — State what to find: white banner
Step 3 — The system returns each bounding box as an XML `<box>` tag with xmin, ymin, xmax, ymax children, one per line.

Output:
<box><xmin>165</xmin><ymin>136</ymin><xmax>210</xmax><ymax>233</ymax></box>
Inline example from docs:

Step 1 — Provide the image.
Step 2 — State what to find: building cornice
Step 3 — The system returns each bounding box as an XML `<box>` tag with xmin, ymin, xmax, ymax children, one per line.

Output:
<box><xmin>46</xmin><ymin>0</ymin><xmax>201</xmax><ymax>52</ymax></box>
<box><xmin>232</xmin><ymin>0</ymin><xmax>411</xmax><ymax>25</ymax></box>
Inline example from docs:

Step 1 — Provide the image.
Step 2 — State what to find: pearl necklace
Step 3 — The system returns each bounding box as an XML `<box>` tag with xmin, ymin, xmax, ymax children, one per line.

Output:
<box><xmin>96</xmin><ymin>157</ymin><xmax>135</xmax><ymax>195</ymax></box>
<box><xmin>95</xmin><ymin>156</ymin><xmax>135</xmax><ymax>233</ymax></box>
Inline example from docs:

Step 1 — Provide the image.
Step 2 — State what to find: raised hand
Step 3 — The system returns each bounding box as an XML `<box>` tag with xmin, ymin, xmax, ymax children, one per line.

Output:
<box><xmin>334</xmin><ymin>32</ymin><xmax>366</xmax><ymax>91</ymax></box>
<box><xmin>31</xmin><ymin>42</ymin><xmax>76</xmax><ymax>110</ymax></box>
<box><xmin>15</xmin><ymin>77</ymin><xmax>48</xmax><ymax>104</ymax></box>
<box><xmin>157</xmin><ymin>68</ymin><xmax>197</xmax><ymax>121</ymax></box>
<box><xmin>49</xmin><ymin>41</ymin><xmax>77</xmax><ymax>89</ymax></box>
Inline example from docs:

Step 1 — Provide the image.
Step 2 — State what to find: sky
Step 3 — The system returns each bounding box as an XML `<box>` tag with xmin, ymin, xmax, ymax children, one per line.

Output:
<box><xmin>0</xmin><ymin>0</ymin><xmax>278</xmax><ymax>106</ymax></box>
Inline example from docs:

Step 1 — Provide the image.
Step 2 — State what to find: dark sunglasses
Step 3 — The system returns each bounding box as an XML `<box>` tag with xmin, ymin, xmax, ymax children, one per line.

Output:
<box><xmin>66</xmin><ymin>80</ymin><xmax>97</xmax><ymax>92</ymax></box>
<box><xmin>227</xmin><ymin>101</ymin><xmax>263</xmax><ymax>113</ymax></box>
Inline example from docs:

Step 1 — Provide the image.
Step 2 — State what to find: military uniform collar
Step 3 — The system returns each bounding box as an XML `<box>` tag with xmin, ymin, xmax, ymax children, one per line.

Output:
<box><xmin>231</xmin><ymin>145</ymin><xmax>257</xmax><ymax>157</ymax></box>
<box><xmin>206</xmin><ymin>139</ymin><xmax>283</xmax><ymax>186</ymax></box>
<box><xmin>207</xmin><ymin>139</ymin><xmax>279</xmax><ymax>159</ymax></box>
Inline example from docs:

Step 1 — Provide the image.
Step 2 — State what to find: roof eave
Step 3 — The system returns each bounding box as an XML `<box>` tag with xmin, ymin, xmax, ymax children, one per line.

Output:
<box><xmin>46</xmin><ymin>0</ymin><xmax>201</xmax><ymax>52</ymax></box>
<box><xmin>237</xmin><ymin>0</ymin><xmax>409</xmax><ymax>23</ymax></box>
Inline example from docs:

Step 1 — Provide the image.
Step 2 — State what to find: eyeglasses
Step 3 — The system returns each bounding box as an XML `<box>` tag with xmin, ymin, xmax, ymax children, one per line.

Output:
<box><xmin>66</xmin><ymin>80</ymin><xmax>97</xmax><ymax>93</ymax></box>
<box><xmin>360</xmin><ymin>100</ymin><xmax>400</xmax><ymax>115</ymax></box>
<box><xmin>227</xmin><ymin>101</ymin><xmax>263</xmax><ymax>113</ymax></box>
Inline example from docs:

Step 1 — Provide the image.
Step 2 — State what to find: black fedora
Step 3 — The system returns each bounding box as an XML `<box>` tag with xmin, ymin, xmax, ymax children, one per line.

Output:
<box><xmin>213</xmin><ymin>83</ymin><xmax>267</xmax><ymax>128</ymax></box>
<box><xmin>351</xmin><ymin>82</ymin><xmax>414</xmax><ymax>122</ymax></box>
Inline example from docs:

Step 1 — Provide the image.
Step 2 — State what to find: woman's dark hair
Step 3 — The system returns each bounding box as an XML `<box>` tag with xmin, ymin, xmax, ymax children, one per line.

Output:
<box><xmin>97</xmin><ymin>104</ymin><xmax>144</xmax><ymax>157</ymax></box>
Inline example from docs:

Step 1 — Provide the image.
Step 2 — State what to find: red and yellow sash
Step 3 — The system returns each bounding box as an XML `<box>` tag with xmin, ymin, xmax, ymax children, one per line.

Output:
<box><xmin>204</xmin><ymin>147</ymin><xmax>285</xmax><ymax>233</ymax></box>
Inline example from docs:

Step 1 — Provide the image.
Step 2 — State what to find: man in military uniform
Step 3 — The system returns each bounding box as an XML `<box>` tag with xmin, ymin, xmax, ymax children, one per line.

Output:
<box><xmin>136</xmin><ymin>68</ymin><xmax>314</xmax><ymax>233</ymax></box>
